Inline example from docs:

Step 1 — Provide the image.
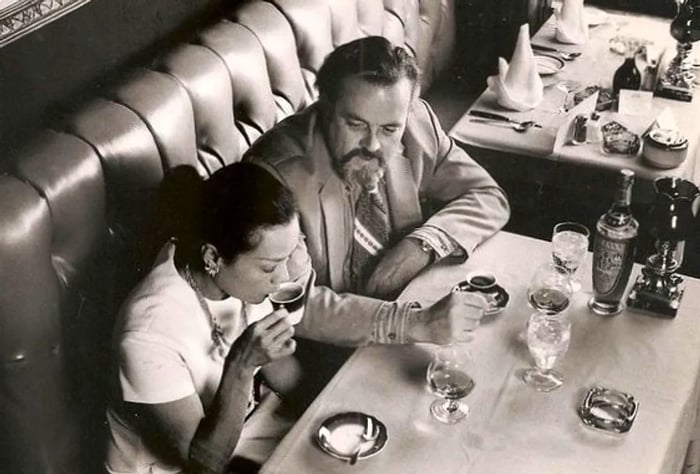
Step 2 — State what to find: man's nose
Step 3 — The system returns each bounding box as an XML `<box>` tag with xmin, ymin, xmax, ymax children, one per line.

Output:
<box><xmin>361</xmin><ymin>129</ymin><xmax>381</xmax><ymax>154</ymax></box>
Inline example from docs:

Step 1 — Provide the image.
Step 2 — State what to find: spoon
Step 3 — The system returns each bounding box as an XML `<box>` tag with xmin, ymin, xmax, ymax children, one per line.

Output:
<box><xmin>532</xmin><ymin>44</ymin><xmax>582</xmax><ymax>61</ymax></box>
<box><xmin>468</xmin><ymin>110</ymin><xmax>541</xmax><ymax>133</ymax></box>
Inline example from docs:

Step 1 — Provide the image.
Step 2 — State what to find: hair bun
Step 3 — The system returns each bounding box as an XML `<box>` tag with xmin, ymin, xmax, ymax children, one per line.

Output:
<box><xmin>155</xmin><ymin>165</ymin><xmax>205</xmax><ymax>244</ymax></box>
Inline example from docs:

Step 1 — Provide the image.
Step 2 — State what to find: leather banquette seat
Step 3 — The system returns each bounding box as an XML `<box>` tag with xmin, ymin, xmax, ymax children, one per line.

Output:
<box><xmin>0</xmin><ymin>0</ymin><xmax>455</xmax><ymax>472</ymax></box>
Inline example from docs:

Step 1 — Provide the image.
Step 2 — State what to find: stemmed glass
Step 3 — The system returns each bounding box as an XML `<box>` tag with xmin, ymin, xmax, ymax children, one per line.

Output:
<box><xmin>551</xmin><ymin>221</ymin><xmax>590</xmax><ymax>292</ymax></box>
<box><xmin>426</xmin><ymin>345</ymin><xmax>475</xmax><ymax>424</ymax></box>
<box><xmin>523</xmin><ymin>262</ymin><xmax>573</xmax><ymax>392</ymax></box>
<box><xmin>523</xmin><ymin>312</ymin><xmax>572</xmax><ymax>392</ymax></box>
<box><xmin>527</xmin><ymin>262</ymin><xmax>574</xmax><ymax>314</ymax></box>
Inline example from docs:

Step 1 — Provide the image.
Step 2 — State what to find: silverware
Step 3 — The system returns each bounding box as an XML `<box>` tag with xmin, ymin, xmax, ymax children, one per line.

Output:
<box><xmin>468</xmin><ymin>110</ymin><xmax>542</xmax><ymax>132</ymax></box>
<box><xmin>532</xmin><ymin>44</ymin><xmax>582</xmax><ymax>61</ymax></box>
<box><xmin>348</xmin><ymin>416</ymin><xmax>378</xmax><ymax>465</ymax></box>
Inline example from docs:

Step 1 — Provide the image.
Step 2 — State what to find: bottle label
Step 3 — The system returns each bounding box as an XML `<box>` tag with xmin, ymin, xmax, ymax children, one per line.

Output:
<box><xmin>592</xmin><ymin>235</ymin><xmax>634</xmax><ymax>296</ymax></box>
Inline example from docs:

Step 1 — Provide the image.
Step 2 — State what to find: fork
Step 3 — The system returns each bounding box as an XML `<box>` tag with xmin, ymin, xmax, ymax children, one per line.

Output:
<box><xmin>348</xmin><ymin>417</ymin><xmax>378</xmax><ymax>465</ymax></box>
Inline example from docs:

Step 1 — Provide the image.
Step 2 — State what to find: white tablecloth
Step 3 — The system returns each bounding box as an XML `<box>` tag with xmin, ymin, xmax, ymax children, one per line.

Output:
<box><xmin>261</xmin><ymin>232</ymin><xmax>700</xmax><ymax>474</ymax></box>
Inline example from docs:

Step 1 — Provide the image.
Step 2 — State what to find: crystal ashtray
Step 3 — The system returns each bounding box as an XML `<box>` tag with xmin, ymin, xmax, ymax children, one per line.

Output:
<box><xmin>578</xmin><ymin>386</ymin><xmax>639</xmax><ymax>434</ymax></box>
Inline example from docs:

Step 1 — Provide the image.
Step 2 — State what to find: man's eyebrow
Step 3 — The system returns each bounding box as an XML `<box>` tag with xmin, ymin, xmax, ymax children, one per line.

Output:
<box><xmin>342</xmin><ymin>112</ymin><xmax>367</xmax><ymax>123</ymax></box>
<box><xmin>343</xmin><ymin>112</ymin><xmax>402</xmax><ymax>128</ymax></box>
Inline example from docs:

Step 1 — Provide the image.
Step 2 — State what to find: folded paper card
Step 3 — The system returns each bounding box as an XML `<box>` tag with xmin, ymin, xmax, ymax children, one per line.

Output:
<box><xmin>556</xmin><ymin>0</ymin><xmax>589</xmax><ymax>45</ymax></box>
<box><xmin>618</xmin><ymin>90</ymin><xmax>654</xmax><ymax>116</ymax></box>
<box><xmin>486</xmin><ymin>24</ymin><xmax>544</xmax><ymax>111</ymax></box>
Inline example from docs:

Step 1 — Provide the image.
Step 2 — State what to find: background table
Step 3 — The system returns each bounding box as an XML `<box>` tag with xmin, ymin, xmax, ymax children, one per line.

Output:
<box><xmin>450</xmin><ymin>9</ymin><xmax>700</xmax><ymax>189</ymax></box>
<box><xmin>261</xmin><ymin>232</ymin><xmax>700</xmax><ymax>473</ymax></box>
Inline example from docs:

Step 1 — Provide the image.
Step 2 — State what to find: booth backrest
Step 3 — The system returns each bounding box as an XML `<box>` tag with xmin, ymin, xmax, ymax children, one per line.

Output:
<box><xmin>0</xmin><ymin>0</ymin><xmax>455</xmax><ymax>472</ymax></box>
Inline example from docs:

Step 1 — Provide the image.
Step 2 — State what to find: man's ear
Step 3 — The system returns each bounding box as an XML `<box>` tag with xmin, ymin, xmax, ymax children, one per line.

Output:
<box><xmin>201</xmin><ymin>243</ymin><xmax>221</xmax><ymax>268</ymax></box>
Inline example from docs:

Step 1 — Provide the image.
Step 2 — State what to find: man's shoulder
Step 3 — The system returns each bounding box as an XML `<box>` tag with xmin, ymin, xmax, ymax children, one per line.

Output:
<box><xmin>245</xmin><ymin>106</ymin><xmax>323</xmax><ymax>186</ymax></box>
<box><xmin>245</xmin><ymin>107</ymin><xmax>315</xmax><ymax>166</ymax></box>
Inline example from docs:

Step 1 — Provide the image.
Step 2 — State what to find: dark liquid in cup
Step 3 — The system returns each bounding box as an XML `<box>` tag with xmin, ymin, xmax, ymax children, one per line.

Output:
<box><xmin>469</xmin><ymin>274</ymin><xmax>496</xmax><ymax>289</ymax></box>
<box><xmin>270</xmin><ymin>285</ymin><xmax>305</xmax><ymax>313</ymax></box>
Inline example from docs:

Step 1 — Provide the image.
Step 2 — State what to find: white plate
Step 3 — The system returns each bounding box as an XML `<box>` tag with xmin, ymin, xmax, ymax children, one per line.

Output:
<box><xmin>535</xmin><ymin>53</ymin><xmax>566</xmax><ymax>76</ymax></box>
<box><xmin>316</xmin><ymin>412</ymin><xmax>388</xmax><ymax>462</ymax></box>
<box><xmin>585</xmin><ymin>6</ymin><xmax>608</xmax><ymax>26</ymax></box>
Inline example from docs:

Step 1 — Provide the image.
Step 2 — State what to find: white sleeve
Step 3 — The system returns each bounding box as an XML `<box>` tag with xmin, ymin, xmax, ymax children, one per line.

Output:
<box><xmin>118</xmin><ymin>331</ymin><xmax>195</xmax><ymax>404</ymax></box>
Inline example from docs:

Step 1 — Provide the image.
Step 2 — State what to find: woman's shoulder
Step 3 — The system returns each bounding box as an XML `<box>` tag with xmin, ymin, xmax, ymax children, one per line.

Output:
<box><xmin>117</xmin><ymin>243</ymin><xmax>195</xmax><ymax>335</ymax></box>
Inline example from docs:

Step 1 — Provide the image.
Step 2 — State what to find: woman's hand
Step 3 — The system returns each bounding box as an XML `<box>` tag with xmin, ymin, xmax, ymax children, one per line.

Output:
<box><xmin>228</xmin><ymin>310</ymin><xmax>296</xmax><ymax>369</ymax></box>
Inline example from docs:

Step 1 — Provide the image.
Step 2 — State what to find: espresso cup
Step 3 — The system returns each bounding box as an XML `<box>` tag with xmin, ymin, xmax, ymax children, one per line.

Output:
<box><xmin>466</xmin><ymin>271</ymin><xmax>497</xmax><ymax>291</ymax></box>
<box><xmin>269</xmin><ymin>281</ymin><xmax>305</xmax><ymax>324</ymax></box>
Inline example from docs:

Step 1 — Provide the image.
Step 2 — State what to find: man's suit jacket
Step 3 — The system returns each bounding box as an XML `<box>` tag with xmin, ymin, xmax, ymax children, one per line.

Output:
<box><xmin>246</xmin><ymin>99</ymin><xmax>510</xmax><ymax>295</ymax></box>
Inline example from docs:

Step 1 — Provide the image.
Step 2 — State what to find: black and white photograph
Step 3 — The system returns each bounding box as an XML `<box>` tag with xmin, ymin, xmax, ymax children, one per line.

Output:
<box><xmin>1</xmin><ymin>1</ymin><xmax>699</xmax><ymax>473</ymax></box>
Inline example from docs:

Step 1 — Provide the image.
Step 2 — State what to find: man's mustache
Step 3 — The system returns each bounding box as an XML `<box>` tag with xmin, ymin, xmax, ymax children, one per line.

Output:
<box><xmin>339</xmin><ymin>148</ymin><xmax>385</xmax><ymax>165</ymax></box>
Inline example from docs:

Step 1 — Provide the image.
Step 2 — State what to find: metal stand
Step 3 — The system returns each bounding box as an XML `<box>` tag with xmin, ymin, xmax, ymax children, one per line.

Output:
<box><xmin>627</xmin><ymin>241</ymin><xmax>686</xmax><ymax>318</ymax></box>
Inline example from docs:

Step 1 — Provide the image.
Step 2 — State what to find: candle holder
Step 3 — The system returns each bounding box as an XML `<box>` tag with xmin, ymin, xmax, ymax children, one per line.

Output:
<box><xmin>627</xmin><ymin>177</ymin><xmax>699</xmax><ymax>317</ymax></box>
<box><xmin>656</xmin><ymin>0</ymin><xmax>700</xmax><ymax>101</ymax></box>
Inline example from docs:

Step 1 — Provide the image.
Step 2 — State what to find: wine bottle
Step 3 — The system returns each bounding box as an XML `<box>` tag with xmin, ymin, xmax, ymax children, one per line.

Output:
<box><xmin>589</xmin><ymin>169</ymin><xmax>639</xmax><ymax>315</ymax></box>
<box><xmin>612</xmin><ymin>56</ymin><xmax>641</xmax><ymax>95</ymax></box>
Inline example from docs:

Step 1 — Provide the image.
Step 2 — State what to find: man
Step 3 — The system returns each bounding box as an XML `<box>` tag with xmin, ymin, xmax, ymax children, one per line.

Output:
<box><xmin>246</xmin><ymin>36</ymin><xmax>509</xmax><ymax>302</ymax></box>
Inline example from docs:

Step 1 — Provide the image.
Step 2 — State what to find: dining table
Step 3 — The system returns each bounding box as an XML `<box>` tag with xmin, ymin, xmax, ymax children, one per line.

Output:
<box><xmin>260</xmin><ymin>231</ymin><xmax>700</xmax><ymax>473</ymax></box>
<box><xmin>449</xmin><ymin>7</ymin><xmax>700</xmax><ymax>203</ymax></box>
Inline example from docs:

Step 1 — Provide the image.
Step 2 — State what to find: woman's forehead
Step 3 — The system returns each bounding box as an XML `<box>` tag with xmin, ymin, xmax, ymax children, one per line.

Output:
<box><xmin>249</xmin><ymin>217</ymin><xmax>300</xmax><ymax>260</ymax></box>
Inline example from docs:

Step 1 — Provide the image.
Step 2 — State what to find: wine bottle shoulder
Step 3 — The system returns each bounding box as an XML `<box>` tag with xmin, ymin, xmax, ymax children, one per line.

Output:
<box><xmin>596</xmin><ymin>212</ymin><xmax>639</xmax><ymax>240</ymax></box>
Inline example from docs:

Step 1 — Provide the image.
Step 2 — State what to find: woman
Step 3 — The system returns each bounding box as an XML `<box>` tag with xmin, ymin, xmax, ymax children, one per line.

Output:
<box><xmin>106</xmin><ymin>163</ymin><xmax>306</xmax><ymax>474</ymax></box>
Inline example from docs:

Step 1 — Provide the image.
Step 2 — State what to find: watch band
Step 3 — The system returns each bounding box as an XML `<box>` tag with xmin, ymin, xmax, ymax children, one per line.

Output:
<box><xmin>413</xmin><ymin>238</ymin><xmax>436</xmax><ymax>263</ymax></box>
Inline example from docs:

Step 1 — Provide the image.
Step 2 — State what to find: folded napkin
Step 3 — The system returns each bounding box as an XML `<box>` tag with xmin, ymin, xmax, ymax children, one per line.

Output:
<box><xmin>555</xmin><ymin>0</ymin><xmax>589</xmax><ymax>45</ymax></box>
<box><xmin>486</xmin><ymin>24</ymin><xmax>543</xmax><ymax>111</ymax></box>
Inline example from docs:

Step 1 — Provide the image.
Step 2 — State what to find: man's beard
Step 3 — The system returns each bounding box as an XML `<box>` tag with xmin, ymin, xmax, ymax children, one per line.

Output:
<box><xmin>336</xmin><ymin>148</ymin><xmax>388</xmax><ymax>191</ymax></box>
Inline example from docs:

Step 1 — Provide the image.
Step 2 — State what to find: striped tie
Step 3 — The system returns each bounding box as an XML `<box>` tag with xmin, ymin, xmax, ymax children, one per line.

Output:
<box><xmin>351</xmin><ymin>187</ymin><xmax>390</xmax><ymax>289</ymax></box>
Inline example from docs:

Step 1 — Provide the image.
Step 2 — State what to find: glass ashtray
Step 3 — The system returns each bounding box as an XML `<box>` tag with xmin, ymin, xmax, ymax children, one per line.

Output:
<box><xmin>578</xmin><ymin>386</ymin><xmax>639</xmax><ymax>434</ymax></box>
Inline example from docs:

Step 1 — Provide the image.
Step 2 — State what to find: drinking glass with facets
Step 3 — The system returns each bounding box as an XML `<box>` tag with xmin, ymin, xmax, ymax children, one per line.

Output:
<box><xmin>523</xmin><ymin>311</ymin><xmax>572</xmax><ymax>392</ymax></box>
<box><xmin>552</xmin><ymin>222</ymin><xmax>590</xmax><ymax>292</ymax></box>
<box><xmin>426</xmin><ymin>345</ymin><xmax>475</xmax><ymax>424</ymax></box>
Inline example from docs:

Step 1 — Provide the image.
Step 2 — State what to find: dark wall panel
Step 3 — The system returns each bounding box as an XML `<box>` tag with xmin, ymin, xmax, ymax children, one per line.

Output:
<box><xmin>0</xmin><ymin>0</ymin><xmax>231</xmax><ymax>159</ymax></box>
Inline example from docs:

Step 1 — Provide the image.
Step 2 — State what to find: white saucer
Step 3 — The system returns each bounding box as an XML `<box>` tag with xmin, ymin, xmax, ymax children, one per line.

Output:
<box><xmin>316</xmin><ymin>412</ymin><xmax>388</xmax><ymax>462</ymax></box>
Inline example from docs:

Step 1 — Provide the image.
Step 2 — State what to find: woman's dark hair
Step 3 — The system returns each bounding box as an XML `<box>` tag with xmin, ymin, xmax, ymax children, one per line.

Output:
<box><xmin>157</xmin><ymin>163</ymin><xmax>297</xmax><ymax>270</ymax></box>
<box><xmin>316</xmin><ymin>36</ymin><xmax>420</xmax><ymax>106</ymax></box>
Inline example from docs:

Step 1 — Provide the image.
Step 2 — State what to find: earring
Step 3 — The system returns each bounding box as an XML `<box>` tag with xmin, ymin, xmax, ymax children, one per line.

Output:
<box><xmin>204</xmin><ymin>261</ymin><xmax>219</xmax><ymax>278</ymax></box>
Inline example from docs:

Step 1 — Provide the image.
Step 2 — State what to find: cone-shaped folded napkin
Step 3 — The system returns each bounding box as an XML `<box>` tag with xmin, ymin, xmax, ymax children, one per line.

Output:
<box><xmin>486</xmin><ymin>24</ymin><xmax>543</xmax><ymax>111</ymax></box>
<box><xmin>555</xmin><ymin>0</ymin><xmax>589</xmax><ymax>44</ymax></box>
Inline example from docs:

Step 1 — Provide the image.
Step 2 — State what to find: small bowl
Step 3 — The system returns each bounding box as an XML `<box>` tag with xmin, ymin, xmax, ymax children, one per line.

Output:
<box><xmin>452</xmin><ymin>270</ymin><xmax>510</xmax><ymax>316</ymax></box>
<box><xmin>643</xmin><ymin>128</ymin><xmax>688</xmax><ymax>169</ymax></box>
<box><xmin>316</xmin><ymin>412</ymin><xmax>388</xmax><ymax>462</ymax></box>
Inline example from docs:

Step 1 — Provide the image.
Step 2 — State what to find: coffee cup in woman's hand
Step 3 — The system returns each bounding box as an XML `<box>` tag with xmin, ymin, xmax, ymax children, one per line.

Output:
<box><xmin>233</xmin><ymin>311</ymin><xmax>296</xmax><ymax>368</ymax></box>
<box><xmin>269</xmin><ymin>281</ymin><xmax>305</xmax><ymax>325</ymax></box>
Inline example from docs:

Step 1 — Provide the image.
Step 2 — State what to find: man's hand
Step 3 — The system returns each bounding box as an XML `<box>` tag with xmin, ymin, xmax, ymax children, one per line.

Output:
<box><xmin>364</xmin><ymin>238</ymin><xmax>432</xmax><ymax>300</ymax></box>
<box><xmin>406</xmin><ymin>292</ymin><xmax>488</xmax><ymax>344</ymax></box>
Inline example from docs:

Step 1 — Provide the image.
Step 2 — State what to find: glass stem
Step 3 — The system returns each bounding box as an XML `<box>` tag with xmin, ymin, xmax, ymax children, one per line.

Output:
<box><xmin>445</xmin><ymin>399</ymin><xmax>460</xmax><ymax>413</ymax></box>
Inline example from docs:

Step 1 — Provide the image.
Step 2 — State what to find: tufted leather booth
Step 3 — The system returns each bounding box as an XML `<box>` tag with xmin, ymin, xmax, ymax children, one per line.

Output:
<box><xmin>0</xmin><ymin>1</ymin><xmax>455</xmax><ymax>472</ymax></box>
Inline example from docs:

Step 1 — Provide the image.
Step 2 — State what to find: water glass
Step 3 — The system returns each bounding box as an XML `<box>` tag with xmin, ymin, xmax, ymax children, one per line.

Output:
<box><xmin>522</xmin><ymin>312</ymin><xmax>572</xmax><ymax>392</ymax></box>
<box><xmin>551</xmin><ymin>222</ymin><xmax>590</xmax><ymax>292</ymax></box>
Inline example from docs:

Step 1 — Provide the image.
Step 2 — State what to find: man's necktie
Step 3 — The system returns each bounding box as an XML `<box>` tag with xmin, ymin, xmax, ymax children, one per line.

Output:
<box><xmin>351</xmin><ymin>187</ymin><xmax>390</xmax><ymax>289</ymax></box>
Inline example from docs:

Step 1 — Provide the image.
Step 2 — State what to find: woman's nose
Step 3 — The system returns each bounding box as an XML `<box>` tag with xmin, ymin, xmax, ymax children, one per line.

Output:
<box><xmin>271</xmin><ymin>265</ymin><xmax>290</xmax><ymax>286</ymax></box>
